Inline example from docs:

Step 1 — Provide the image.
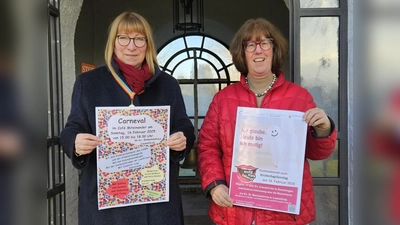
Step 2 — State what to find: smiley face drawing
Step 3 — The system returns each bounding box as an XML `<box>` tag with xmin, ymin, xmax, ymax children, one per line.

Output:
<box><xmin>269</xmin><ymin>126</ymin><xmax>280</xmax><ymax>137</ymax></box>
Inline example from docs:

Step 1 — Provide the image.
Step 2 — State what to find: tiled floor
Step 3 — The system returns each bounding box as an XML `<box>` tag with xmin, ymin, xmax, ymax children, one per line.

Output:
<box><xmin>182</xmin><ymin>189</ymin><xmax>214</xmax><ymax>225</ymax></box>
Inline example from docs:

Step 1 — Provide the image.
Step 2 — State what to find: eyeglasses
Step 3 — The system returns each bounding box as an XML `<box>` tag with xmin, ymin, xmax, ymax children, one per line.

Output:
<box><xmin>116</xmin><ymin>35</ymin><xmax>147</xmax><ymax>47</ymax></box>
<box><xmin>243</xmin><ymin>38</ymin><xmax>273</xmax><ymax>52</ymax></box>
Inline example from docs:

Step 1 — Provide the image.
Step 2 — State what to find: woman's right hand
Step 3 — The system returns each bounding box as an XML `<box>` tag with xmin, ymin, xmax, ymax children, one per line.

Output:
<box><xmin>74</xmin><ymin>133</ymin><xmax>101</xmax><ymax>156</ymax></box>
<box><xmin>210</xmin><ymin>184</ymin><xmax>233</xmax><ymax>207</ymax></box>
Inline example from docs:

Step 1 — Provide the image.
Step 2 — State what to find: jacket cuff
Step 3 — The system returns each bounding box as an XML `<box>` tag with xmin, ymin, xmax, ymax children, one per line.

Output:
<box><xmin>311</xmin><ymin>116</ymin><xmax>336</xmax><ymax>139</ymax></box>
<box><xmin>72</xmin><ymin>152</ymin><xmax>87</xmax><ymax>169</ymax></box>
<box><xmin>170</xmin><ymin>150</ymin><xmax>185</xmax><ymax>162</ymax></box>
<box><xmin>203</xmin><ymin>180</ymin><xmax>227</xmax><ymax>199</ymax></box>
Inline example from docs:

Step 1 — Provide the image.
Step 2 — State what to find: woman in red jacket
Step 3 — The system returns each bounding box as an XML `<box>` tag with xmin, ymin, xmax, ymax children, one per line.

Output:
<box><xmin>197</xmin><ymin>18</ymin><xmax>337</xmax><ymax>225</ymax></box>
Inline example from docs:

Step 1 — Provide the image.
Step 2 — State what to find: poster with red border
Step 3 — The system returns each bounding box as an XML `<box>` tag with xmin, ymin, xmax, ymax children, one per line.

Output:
<box><xmin>95</xmin><ymin>106</ymin><xmax>170</xmax><ymax>210</ymax></box>
<box><xmin>229</xmin><ymin>107</ymin><xmax>307</xmax><ymax>214</ymax></box>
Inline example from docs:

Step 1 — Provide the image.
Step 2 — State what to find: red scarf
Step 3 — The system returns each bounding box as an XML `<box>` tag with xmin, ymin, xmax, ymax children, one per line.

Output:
<box><xmin>113</xmin><ymin>55</ymin><xmax>152</xmax><ymax>94</ymax></box>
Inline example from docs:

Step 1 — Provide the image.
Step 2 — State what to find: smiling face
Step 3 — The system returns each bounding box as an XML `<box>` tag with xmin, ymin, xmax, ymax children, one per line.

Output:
<box><xmin>267</xmin><ymin>125</ymin><xmax>280</xmax><ymax>138</ymax></box>
<box><xmin>114</xmin><ymin>31</ymin><xmax>147</xmax><ymax>69</ymax></box>
<box><xmin>245</xmin><ymin>35</ymin><xmax>273</xmax><ymax>78</ymax></box>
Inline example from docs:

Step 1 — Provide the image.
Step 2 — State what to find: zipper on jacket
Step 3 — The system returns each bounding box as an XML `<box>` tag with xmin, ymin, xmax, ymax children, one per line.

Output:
<box><xmin>293</xmin><ymin>215</ymin><xmax>297</xmax><ymax>221</ymax></box>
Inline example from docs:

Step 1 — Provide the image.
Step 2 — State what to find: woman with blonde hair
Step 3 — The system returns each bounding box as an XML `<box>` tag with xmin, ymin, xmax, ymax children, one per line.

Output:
<box><xmin>61</xmin><ymin>11</ymin><xmax>194</xmax><ymax>225</ymax></box>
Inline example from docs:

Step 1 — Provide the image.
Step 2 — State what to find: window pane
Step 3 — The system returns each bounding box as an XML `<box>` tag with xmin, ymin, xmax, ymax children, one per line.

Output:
<box><xmin>185</xmin><ymin>35</ymin><xmax>203</xmax><ymax>48</ymax></box>
<box><xmin>227</xmin><ymin>65</ymin><xmax>241</xmax><ymax>82</ymax></box>
<box><xmin>300</xmin><ymin>0</ymin><xmax>338</xmax><ymax>8</ymax></box>
<box><xmin>180</xmin><ymin>84</ymin><xmax>194</xmax><ymax>116</ymax></box>
<box><xmin>300</xmin><ymin>17</ymin><xmax>339</xmax><ymax>130</ymax></box>
<box><xmin>309</xmin><ymin>141</ymin><xmax>339</xmax><ymax>177</ymax></box>
<box><xmin>158</xmin><ymin>38</ymin><xmax>185</xmax><ymax>65</ymax></box>
<box><xmin>201</xmin><ymin>52</ymin><xmax>223</xmax><ymax>70</ymax></box>
<box><xmin>218</xmin><ymin>70</ymin><xmax>227</xmax><ymax>80</ymax></box>
<box><xmin>204</xmin><ymin>37</ymin><xmax>232</xmax><ymax>65</ymax></box>
<box><xmin>311</xmin><ymin>186</ymin><xmax>338</xmax><ymax>225</ymax></box>
<box><xmin>165</xmin><ymin>52</ymin><xmax>188</xmax><ymax>73</ymax></box>
<box><xmin>174</xmin><ymin>60</ymin><xmax>195</xmax><ymax>79</ymax></box>
<box><xmin>181</xmin><ymin>83</ymin><xmax>220</xmax><ymax>118</ymax></box>
<box><xmin>198</xmin><ymin>60</ymin><xmax>219</xmax><ymax>79</ymax></box>
<box><xmin>198</xmin><ymin>84</ymin><xmax>219</xmax><ymax>116</ymax></box>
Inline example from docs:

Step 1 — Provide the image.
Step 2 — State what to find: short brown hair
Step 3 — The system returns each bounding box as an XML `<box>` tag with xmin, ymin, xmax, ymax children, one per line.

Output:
<box><xmin>230</xmin><ymin>18</ymin><xmax>288</xmax><ymax>75</ymax></box>
<box><xmin>104</xmin><ymin>12</ymin><xmax>159</xmax><ymax>75</ymax></box>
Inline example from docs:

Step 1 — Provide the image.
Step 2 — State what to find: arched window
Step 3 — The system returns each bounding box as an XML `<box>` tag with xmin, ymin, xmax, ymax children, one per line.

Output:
<box><xmin>157</xmin><ymin>34</ymin><xmax>240</xmax><ymax>176</ymax></box>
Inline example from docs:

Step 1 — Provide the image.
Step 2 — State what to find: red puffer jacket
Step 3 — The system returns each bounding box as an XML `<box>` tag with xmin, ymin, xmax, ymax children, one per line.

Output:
<box><xmin>198</xmin><ymin>71</ymin><xmax>337</xmax><ymax>225</ymax></box>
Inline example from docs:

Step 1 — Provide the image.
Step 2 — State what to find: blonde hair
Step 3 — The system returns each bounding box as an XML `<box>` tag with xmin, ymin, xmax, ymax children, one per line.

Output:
<box><xmin>230</xmin><ymin>18</ymin><xmax>288</xmax><ymax>75</ymax></box>
<box><xmin>104</xmin><ymin>12</ymin><xmax>159</xmax><ymax>75</ymax></box>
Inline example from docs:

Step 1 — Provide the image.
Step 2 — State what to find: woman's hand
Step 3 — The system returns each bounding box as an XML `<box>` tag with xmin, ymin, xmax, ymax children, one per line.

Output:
<box><xmin>210</xmin><ymin>184</ymin><xmax>233</xmax><ymax>207</ymax></box>
<box><xmin>74</xmin><ymin>133</ymin><xmax>101</xmax><ymax>156</ymax></box>
<box><xmin>303</xmin><ymin>108</ymin><xmax>331</xmax><ymax>137</ymax></box>
<box><xmin>167</xmin><ymin>131</ymin><xmax>187</xmax><ymax>151</ymax></box>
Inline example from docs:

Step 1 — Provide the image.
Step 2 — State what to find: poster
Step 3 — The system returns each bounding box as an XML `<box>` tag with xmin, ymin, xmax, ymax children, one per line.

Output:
<box><xmin>229</xmin><ymin>107</ymin><xmax>307</xmax><ymax>214</ymax></box>
<box><xmin>95</xmin><ymin>106</ymin><xmax>170</xmax><ymax>210</ymax></box>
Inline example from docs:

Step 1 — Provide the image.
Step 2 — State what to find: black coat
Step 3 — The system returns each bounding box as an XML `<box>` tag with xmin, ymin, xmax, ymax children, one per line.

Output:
<box><xmin>60</xmin><ymin>65</ymin><xmax>195</xmax><ymax>225</ymax></box>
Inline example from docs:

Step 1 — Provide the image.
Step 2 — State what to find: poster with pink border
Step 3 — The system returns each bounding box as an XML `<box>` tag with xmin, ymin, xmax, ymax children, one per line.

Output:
<box><xmin>95</xmin><ymin>106</ymin><xmax>170</xmax><ymax>210</ymax></box>
<box><xmin>229</xmin><ymin>107</ymin><xmax>307</xmax><ymax>214</ymax></box>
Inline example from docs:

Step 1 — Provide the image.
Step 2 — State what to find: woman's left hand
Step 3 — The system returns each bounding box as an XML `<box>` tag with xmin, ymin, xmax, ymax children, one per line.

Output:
<box><xmin>303</xmin><ymin>108</ymin><xmax>331</xmax><ymax>137</ymax></box>
<box><xmin>167</xmin><ymin>131</ymin><xmax>187</xmax><ymax>151</ymax></box>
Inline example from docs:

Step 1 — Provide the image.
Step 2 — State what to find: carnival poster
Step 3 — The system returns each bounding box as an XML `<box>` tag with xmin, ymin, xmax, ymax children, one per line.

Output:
<box><xmin>95</xmin><ymin>106</ymin><xmax>170</xmax><ymax>210</ymax></box>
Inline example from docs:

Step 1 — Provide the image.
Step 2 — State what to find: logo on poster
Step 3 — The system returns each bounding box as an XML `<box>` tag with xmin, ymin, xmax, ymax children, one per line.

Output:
<box><xmin>236</xmin><ymin>165</ymin><xmax>258</xmax><ymax>182</ymax></box>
